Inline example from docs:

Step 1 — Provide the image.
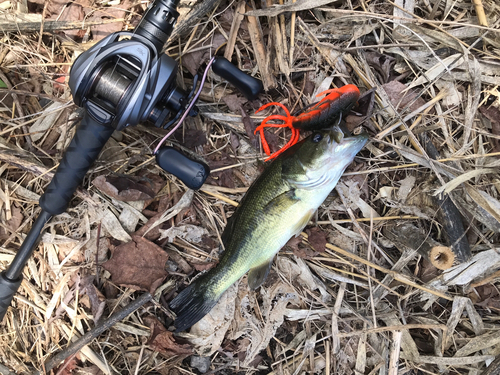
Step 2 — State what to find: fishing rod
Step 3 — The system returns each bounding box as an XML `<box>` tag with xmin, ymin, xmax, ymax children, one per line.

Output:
<box><xmin>0</xmin><ymin>0</ymin><xmax>263</xmax><ymax>321</ymax></box>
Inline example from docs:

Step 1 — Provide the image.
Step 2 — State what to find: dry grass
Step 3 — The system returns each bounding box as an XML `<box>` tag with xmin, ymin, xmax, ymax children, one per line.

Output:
<box><xmin>1</xmin><ymin>0</ymin><xmax>500</xmax><ymax>374</ymax></box>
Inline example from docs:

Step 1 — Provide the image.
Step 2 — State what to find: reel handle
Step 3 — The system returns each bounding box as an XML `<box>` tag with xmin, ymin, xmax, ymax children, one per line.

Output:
<box><xmin>212</xmin><ymin>57</ymin><xmax>263</xmax><ymax>100</ymax></box>
<box><xmin>39</xmin><ymin>112</ymin><xmax>115</xmax><ymax>215</ymax></box>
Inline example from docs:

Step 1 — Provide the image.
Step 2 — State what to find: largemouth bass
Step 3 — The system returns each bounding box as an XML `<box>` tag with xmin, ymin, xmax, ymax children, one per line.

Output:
<box><xmin>170</xmin><ymin>126</ymin><xmax>368</xmax><ymax>332</ymax></box>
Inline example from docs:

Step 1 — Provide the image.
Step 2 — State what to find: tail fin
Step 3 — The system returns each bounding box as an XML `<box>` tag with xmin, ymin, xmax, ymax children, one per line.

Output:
<box><xmin>169</xmin><ymin>279</ymin><xmax>220</xmax><ymax>332</ymax></box>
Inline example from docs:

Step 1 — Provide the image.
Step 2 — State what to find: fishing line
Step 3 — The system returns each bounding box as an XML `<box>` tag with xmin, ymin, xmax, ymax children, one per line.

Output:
<box><xmin>153</xmin><ymin>56</ymin><xmax>216</xmax><ymax>154</ymax></box>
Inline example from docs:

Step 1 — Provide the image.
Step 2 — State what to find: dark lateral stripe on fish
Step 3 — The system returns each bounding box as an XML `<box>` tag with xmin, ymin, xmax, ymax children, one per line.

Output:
<box><xmin>169</xmin><ymin>280</ymin><xmax>219</xmax><ymax>332</ymax></box>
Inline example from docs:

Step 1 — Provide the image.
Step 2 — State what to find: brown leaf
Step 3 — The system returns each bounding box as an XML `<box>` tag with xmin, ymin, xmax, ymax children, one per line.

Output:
<box><xmin>174</xmin><ymin>128</ymin><xmax>207</xmax><ymax>149</ymax></box>
<box><xmin>365</xmin><ymin>52</ymin><xmax>396</xmax><ymax>83</ymax></box>
<box><xmin>382</xmin><ymin>80</ymin><xmax>427</xmax><ymax>114</ymax></box>
<box><xmin>229</xmin><ymin>132</ymin><xmax>240</xmax><ymax>152</ymax></box>
<box><xmin>191</xmin><ymin>261</ymin><xmax>218</xmax><ymax>272</ymax></box>
<box><xmin>59</xmin><ymin>4</ymin><xmax>86</xmax><ymax>39</ymax></box>
<box><xmin>0</xmin><ymin>205</ymin><xmax>23</xmax><ymax>240</ymax></box>
<box><xmin>418</xmin><ymin>258</ymin><xmax>441</xmax><ymax>283</ymax></box>
<box><xmin>479</xmin><ymin>105</ymin><xmax>500</xmax><ymax>153</ymax></box>
<box><xmin>284</xmin><ymin>236</ymin><xmax>302</xmax><ymax>252</ymax></box>
<box><xmin>345</xmin><ymin>89</ymin><xmax>375</xmax><ymax>131</ymax></box>
<box><xmin>292</xmin><ymin>245</ymin><xmax>318</xmax><ymax>259</ymax></box>
<box><xmin>181</xmin><ymin>33</ymin><xmax>226</xmax><ymax>75</ymax></box>
<box><xmin>79</xmin><ymin>274</ymin><xmax>106</xmax><ymax>323</ymax></box>
<box><xmin>92</xmin><ymin>175</ymin><xmax>156</xmax><ymax>201</ymax></box>
<box><xmin>223</xmin><ymin>94</ymin><xmax>247</xmax><ymax>113</ymax></box>
<box><xmin>88</xmin><ymin>1</ymin><xmax>132</xmax><ymax>41</ymax></box>
<box><xmin>306</xmin><ymin>227</ymin><xmax>327</xmax><ymax>253</ymax></box>
<box><xmin>240</xmin><ymin>107</ymin><xmax>258</xmax><ymax>148</ymax></box>
<box><xmin>54</xmin><ymin>355</ymin><xmax>79</xmax><ymax>375</ymax></box>
<box><xmin>145</xmin><ymin>316</ymin><xmax>192</xmax><ymax>356</ymax></box>
<box><xmin>102</xmin><ymin>236</ymin><xmax>168</xmax><ymax>294</ymax></box>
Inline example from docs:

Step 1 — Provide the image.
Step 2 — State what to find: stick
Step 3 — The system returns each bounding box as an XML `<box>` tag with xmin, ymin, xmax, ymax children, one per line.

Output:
<box><xmin>384</xmin><ymin>223</ymin><xmax>455</xmax><ymax>270</ymax></box>
<box><xmin>388</xmin><ymin>331</ymin><xmax>403</xmax><ymax>375</ymax></box>
<box><xmin>169</xmin><ymin>0</ymin><xmax>223</xmax><ymax>41</ymax></box>
<box><xmin>472</xmin><ymin>0</ymin><xmax>488</xmax><ymax>26</ymax></box>
<box><xmin>0</xmin><ymin>16</ymin><xmax>126</xmax><ymax>33</ymax></box>
<box><xmin>481</xmin><ymin>355</ymin><xmax>500</xmax><ymax>375</ymax></box>
<box><xmin>37</xmin><ymin>293</ymin><xmax>152</xmax><ymax>375</ymax></box>
<box><xmin>0</xmin><ymin>70</ymin><xmax>32</xmax><ymax>149</ymax></box>
<box><xmin>324</xmin><ymin>243</ymin><xmax>453</xmax><ymax>301</ymax></box>
<box><xmin>420</xmin><ymin>133</ymin><xmax>472</xmax><ymax>264</ymax></box>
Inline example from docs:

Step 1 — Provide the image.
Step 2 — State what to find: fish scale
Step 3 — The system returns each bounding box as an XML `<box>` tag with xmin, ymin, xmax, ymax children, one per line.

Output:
<box><xmin>170</xmin><ymin>126</ymin><xmax>368</xmax><ymax>332</ymax></box>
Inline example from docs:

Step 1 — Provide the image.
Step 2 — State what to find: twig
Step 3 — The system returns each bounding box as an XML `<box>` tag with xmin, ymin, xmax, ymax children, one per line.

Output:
<box><xmin>37</xmin><ymin>293</ymin><xmax>152</xmax><ymax>375</ymax></box>
<box><xmin>246</xmin><ymin>2</ymin><xmax>275</xmax><ymax>90</ymax></box>
<box><xmin>0</xmin><ymin>17</ymin><xmax>126</xmax><ymax>33</ymax></box>
<box><xmin>388</xmin><ymin>331</ymin><xmax>403</xmax><ymax>375</ymax></box>
<box><xmin>420</xmin><ymin>133</ymin><xmax>472</xmax><ymax>264</ymax></box>
<box><xmin>324</xmin><ymin>243</ymin><xmax>453</xmax><ymax>301</ymax></box>
<box><xmin>0</xmin><ymin>70</ymin><xmax>32</xmax><ymax>149</ymax></box>
<box><xmin>472</xmin><ymin>0</ymin><xmax>488</xmax><ymax>27</ymax></box>
<box><xmin>481</xmin><ymin>355</ymin><xmax>500</xmax><ymax>375</ymax></box>
<box><xmin>169</xmin><ymin>0</ymin><xmax>223</xmax><ymax>42</ymax></box>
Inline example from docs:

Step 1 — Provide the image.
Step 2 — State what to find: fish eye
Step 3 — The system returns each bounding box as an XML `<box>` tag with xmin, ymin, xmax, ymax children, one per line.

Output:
<box><xmin>312</xmin><ymin>133</ymin><xmax>323</xmax><ymax>143</ymax></box>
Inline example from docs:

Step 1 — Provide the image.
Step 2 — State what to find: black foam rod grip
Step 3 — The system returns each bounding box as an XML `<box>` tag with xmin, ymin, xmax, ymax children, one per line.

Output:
<box><xmin>39</xmin><ymin>112</ymin><xmax>115</xmax><ymax>215</ymax></box>
<box><xmin>212</xmin><ymin>57</ymin><xmax>264</xmax><ymax>100</ymax></box>
<box><xmin>0</xmin><ymin>271</ymin><xmax>22</xmax><ymax>322</ymax></box>
<box><xmin>156</xmin><ymin>147</ymin><xmax>209</xmax><ymax>190</ymax></box>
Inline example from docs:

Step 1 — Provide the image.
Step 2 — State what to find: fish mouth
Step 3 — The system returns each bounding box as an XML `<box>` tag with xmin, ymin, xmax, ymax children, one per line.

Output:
<box><xmin>326</xmin><ymin>125</ymin><xmax>368</xmax><ymax>146</ymax></box>
<box><xmin>325</xmin><ymin>126</ymin><xmax>368</xmax><ymax>160</ymax></box>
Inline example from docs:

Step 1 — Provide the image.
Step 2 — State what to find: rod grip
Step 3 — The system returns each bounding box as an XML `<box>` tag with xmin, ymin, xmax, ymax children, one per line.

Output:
<box><xmin>212</xmin><ymin>57</ymin><xmax>263</xmax><ymax>100</ymax></box>
<box><xmin>0</xmin><ymin>272</ymin><xmax>22</xmax><ymax>321</ymax></box>
<box><xmin>39</xmin><ymin>112</ymin><xmax>115</xmax><ymax>215</ymax></box>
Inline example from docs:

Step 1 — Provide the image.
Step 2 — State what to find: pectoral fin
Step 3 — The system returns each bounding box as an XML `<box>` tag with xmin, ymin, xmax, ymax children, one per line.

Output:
<box><xmin>248</xmin><ymin>259</ymin><xmax>274</xmax><ymax>290</ymax></box>
<box><xmin>263</xmin><ymin>189</ymin><xmax>298</xmax><ymax>214</ymax></box>
<box><xmin>291</xmin><ymin>209</ymin><xmax>315</xmax><ymax>237</ymax></box>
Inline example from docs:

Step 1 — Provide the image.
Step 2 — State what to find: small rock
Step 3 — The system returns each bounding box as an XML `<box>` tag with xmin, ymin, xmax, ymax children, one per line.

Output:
<box><xmin>190</xmin><ymin>355</ymin><xmax>211</xmax><ymax>373</ymax></box>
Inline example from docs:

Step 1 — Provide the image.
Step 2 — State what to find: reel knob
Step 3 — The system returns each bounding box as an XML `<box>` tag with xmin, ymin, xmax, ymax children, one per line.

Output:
<box><xmin>156</xmin><ymin>146</ymin><xmax>210</xmax><ymax>190</ymax></box>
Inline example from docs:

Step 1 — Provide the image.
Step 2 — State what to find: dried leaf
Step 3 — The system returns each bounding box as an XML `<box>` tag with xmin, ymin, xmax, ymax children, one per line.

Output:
<box><xmin>0</xmin><ymin>204</ymin><xmax>23</xmax><ymax>240</ymax></box>
<box><xmin>306</xmin><ymin>227</ymin><xmax>327</xmax><ymax>253</ymax></box>
<box><xmin>142</xmin><ymin>190</ymin><xmax>194</xmax><ymax>237</ymax></box>
<box><xmin>365</xmin><ymin>52</ymin><xmax>396</xmax><ymax>83</ymax></box>
<box><xmin>102</xmin><ymin>236</ymin><xmax>169</xmax><ymax>294</ymax></box>
<box><xmin>59</xmin><ymin>4</ymin><xmax>86</xmax><ymax>39</ymax></box>
<box><xmin>229</xmin><ymin>280</ymin><xmax>299</xmax><ymax>366</ymax></box>
<box><xmin>277</xmin><ymin>256</ymin><xmax>330</xmax><ymax>302</ymax></box>
<box><xmin>145</xmin><ymin>316</ymin><xmax>192</xmax><ymax>356</ymax></box>
<box><xmin>336</xmin><ymin>180</ymin><xmax>380</xmax><ymax>218</ymax></box>
<box><xmin>381</xmin><ymin>80</ymin><xmax>427</xmax><ymax>114</ymax></box>
<box><xmin>479</xmin><ymin>104</ymin><xmax>500</xmax><ymax>152</ymax></box>
<box><xmin>29</xmin><ymin>102</ymin><xmax>66</xmax><ymax>142</ymax></box>
<box><xmin>407</xmin><ymin>54</ymin><xmax>465</xmax><ymax>90</ymax></box>
<box><xmin>79</xmin><ymin>274</ymin><xmax>106</xmax><ymax>323</ymax></box>
<box><xmin>433</xmin><ymin>169</ymin><xmax>495</xmax><ymax>196</ymax></box>
<box><xmin>222</xmin><ymin>94</ymin><xmax>247</xmax><ymax>113</ymax></box>
<box><xmin>101</xmin><ymin>208</ymin><xmax>132</xmax><ymax>243</ymax></box>
<box><xmin>181</xmin><ymin>283</ymin><xmax>237</xmax><ymax>356</ymax></box>
<box><xmin>345</xmin><ymin>89</ymin><xmax>375</xmax><ymax>131</ymax></box>
<box><xmin>245</xmin><ymin>0</ymin><xmax>338</xmax><ymax>17</ymax></box>
<box><xmin>92</xmin><ymin>176</ymin><xmax>156</xmax><ymax>202</ymax></box>
<box><xmin>89</xmin><ymin>1</ymin><xmax>132</xmax><ymax>42</ymax></box>
<box><xmin>191</xmin><ymin>262</ymin><xmax>217</xmax><ymax>272</ymax></box>
<box><xmin>54</xmin><ymin>355</ymin><xmax>79</xmax><ymax>375</ymax></box>
<box><xmin>158</xmin><ymin>224</ymin><xmax>209</xmax><ymax>243</ymax></box>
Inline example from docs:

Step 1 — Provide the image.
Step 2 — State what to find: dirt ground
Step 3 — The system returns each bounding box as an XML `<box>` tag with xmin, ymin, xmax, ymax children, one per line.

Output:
<box><xmin>1</xmin><ymin>0</ymin><xmax>500</xmax><ymax>374</ymax></box>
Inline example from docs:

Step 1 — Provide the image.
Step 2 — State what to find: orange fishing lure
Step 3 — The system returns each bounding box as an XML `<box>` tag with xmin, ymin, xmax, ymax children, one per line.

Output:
<box><xmin>255</xmin><ymin>84</ymin><xmax>360</xmax><ymax>160</ymax></box>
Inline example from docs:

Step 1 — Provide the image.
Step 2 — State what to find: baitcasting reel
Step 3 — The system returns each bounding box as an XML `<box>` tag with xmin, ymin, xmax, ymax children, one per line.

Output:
<box><xmin>0</xmin><ymin>0</ymin><xmax>263</xmax><ymax>321</ymax></box>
